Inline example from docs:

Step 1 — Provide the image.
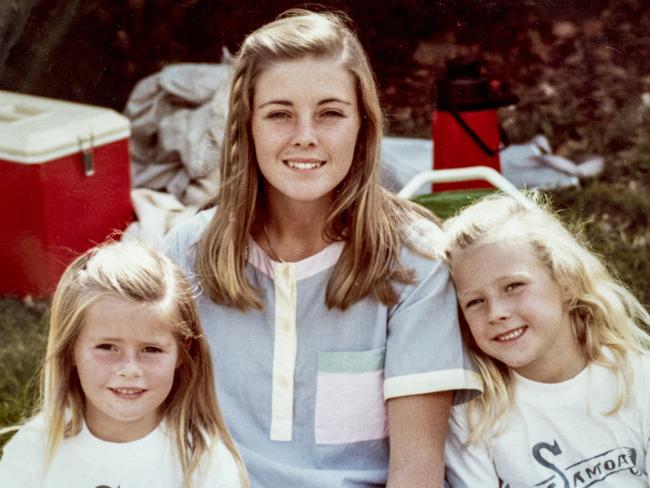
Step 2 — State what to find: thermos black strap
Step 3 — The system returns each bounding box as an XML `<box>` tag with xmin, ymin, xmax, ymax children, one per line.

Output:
<box><xmin>449</xmin><ymin>109</ymin><xmax>498</xmax><ymax>157</ymax></box>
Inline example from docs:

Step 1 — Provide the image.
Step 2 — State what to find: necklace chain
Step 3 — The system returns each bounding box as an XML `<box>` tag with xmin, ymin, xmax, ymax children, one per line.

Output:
<box><xmin>263</xmin><ymin>224</ymin><xmax>285</xmax><ymax>263</ymax></box>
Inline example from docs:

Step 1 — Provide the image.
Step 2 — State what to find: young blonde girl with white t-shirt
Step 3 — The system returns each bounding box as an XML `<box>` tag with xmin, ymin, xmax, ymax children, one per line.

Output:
<box><xmin>0</xmin><ymin>241</ymin><xmax>248</xmax><ymax>488</ymax></box>
<box><xmin>443</xmin><ymin>194</ymin><xmax>650</xmax><ymax>487</ymax></box>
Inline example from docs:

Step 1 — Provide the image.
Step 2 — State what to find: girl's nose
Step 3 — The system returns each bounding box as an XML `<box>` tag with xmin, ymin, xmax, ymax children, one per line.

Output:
<box><xmin>291</xmin><ymin>117</ymin><xmax>317</xmax><ymax>148</ymax></box>
<box><xmin>487</xmin><ymin>300</ymin><xmax>511</xmax><ymax>324</ymax></box>
<box><xmin>117</xmin><ymin>357</ymin><xmax>143</xmax><ymax>378</ymax></box>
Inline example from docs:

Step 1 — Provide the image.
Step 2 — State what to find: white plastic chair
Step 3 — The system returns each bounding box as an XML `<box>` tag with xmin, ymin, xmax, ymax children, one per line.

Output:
<box><xmin>397</xmin><ymin>166</ymin><xmax>532</xmax><ymax>208</ymax></box>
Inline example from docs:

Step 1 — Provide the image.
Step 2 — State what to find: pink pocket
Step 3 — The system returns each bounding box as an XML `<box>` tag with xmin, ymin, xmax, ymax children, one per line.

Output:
<box><xmin>314</xmin><ymin>349</ymin><xmax>388</xmax><ymax>444</ymax></box>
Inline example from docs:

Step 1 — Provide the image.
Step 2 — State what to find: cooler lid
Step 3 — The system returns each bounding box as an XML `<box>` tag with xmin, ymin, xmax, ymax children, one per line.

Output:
<box><xmin>0</xmin><ymin>90</ymin><xmax>130</xmax><ymax>164</ymax></box>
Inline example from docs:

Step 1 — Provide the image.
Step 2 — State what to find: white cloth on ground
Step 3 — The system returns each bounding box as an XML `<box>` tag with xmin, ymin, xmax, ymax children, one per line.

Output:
<box><xmin>124</xmin><ymin>61</ymin><xmax>232</xmax><ymax>206</ymax></box>
<box><xmin>380</xmin><ymin>135</ymin><xmax>604</xmax><ymax>196</ymax></box>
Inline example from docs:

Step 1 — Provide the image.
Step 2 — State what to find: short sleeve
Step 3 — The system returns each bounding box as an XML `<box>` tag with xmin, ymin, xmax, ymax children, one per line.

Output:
<box><xmin>161</xmin><ymin>207</ymin><xmax>215</xmax><ymax>275</ymax></box>
<box><xmin>383</xmin><ymin>233</ymin><xmax>482</xmax><ymax>402</ymax></box>
<box><xmin>444</xmin><ymin>404</ymin><xmax>500</xmax><ymax>488</ymax></box>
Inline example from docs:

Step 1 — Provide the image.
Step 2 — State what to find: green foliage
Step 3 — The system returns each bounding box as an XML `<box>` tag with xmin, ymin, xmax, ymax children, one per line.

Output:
<box><xmin>0</xmin><ymin>298</ymin><xmax>48</xmax><ymax>450</ymax></box>
<box><xmin>550</xmin><ymin>182</ymin><xmax>650</xmax><ymax>309</ymax></box>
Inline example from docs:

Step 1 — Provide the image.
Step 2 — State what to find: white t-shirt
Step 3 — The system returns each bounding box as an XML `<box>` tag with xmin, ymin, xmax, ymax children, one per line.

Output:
<box><xmin>445</xmin><ymin>353</ymin><xmax>650</xmax><ymax>487</ymax></box>
<box><xmin>0</xmin><ymin>415</ymin><xmax>242</xmax><ymax>488</ymax></box>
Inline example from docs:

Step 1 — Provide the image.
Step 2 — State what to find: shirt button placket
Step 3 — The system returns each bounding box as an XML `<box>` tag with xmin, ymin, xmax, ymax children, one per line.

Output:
<box><xmin>270</xmin><ymin>262</ymin><xmax>297</xmax><ymax>441</ymax></box>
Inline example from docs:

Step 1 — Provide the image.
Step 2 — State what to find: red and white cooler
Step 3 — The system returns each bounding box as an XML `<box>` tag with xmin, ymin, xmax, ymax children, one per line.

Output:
<box><xmin>0</xmin><ymin>90</ymin><xmax>133</xmax><ymax>297</ymax></box>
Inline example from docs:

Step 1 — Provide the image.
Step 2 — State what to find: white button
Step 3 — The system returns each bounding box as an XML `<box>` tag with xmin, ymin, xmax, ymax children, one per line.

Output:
<box><xmin>278</xmin><ymin>377</ymin><xmax>290</xmax><ymax>388</ymax></box>
<box><xmin>279</xmin><ymin>319</ymin><xmax>291</xmax><ymax>332</ymax></box>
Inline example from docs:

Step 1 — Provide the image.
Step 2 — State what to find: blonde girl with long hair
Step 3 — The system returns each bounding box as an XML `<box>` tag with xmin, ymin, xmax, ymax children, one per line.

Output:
<box><xmin>442</xmin><ymin>194</ymin><xmax>650</xmax><ymax>487</ymax></box>
<box><xmin>164</xmin><ymin>7</ymin><xmax>480</xmax><ymax>487</ymax></box>
<box><xmin>0</xmin><ymin>241</ymin><xmax>248</xmax><ymax>488</ymax></box>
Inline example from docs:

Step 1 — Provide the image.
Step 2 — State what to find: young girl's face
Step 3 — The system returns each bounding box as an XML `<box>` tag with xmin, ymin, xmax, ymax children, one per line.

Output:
<box><xmin>73</xmin><ymin>296</ymin><xmax>180</xmax><ymax>442</ymax></box>
<box><xmin>451</xmin><ymin>239</ymin><xmax>585</xmax><ymax>383</ymax></box>
<box><xmin>251</xmin><ymin>55</ymin><xmax>361</xmax><ymax>211</ymax></box>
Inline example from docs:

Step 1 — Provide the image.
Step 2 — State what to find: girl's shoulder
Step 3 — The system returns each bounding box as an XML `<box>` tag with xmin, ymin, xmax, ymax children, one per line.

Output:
<box><xmin>0</xmin><ymin>414</ymin><xmax>48</xmax><ymax>482</ymax></box>
<box><xmin>599</xmin><ymin>348</ymin><xmax>650</xmax><ymax>385</ymax></box>
<box><xmin>629</xmin><ymin>350</ymin><xmax>650</xmax><ymax>386</ymax></box>
<box><xmin>162</xmin><ymin>207</ymin><xmax>216</xmax><ymax>270</ymax></box>
<box><xmin>631</xmin><ymin>350</ymin><xmax>650</xmax><ymax>365</ymax></box>
<box><xmin>164</xmin><ymin>207</ymin><xmax>216</xmax><ymax>249</ymax></box>
<box><xmin>398</xmin><ymin>212</ymin><xmax>446</xmax><ymax>260</ymax></box>
<box><xmin>3</xmin><ymin>413</ymin><xmax>48</xmax><ymax>447</ymax></box>
<box><xmin>199</xmin><ymin>437</ymin><xmax>244</xmax><ymax>487</ymax></box>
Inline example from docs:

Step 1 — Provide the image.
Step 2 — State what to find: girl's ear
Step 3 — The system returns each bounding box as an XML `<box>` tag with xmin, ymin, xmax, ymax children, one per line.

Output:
<box><xmin>559</xmin><ymin>279</ymin><xmax>574</xmax><ymax>305</ymax></box>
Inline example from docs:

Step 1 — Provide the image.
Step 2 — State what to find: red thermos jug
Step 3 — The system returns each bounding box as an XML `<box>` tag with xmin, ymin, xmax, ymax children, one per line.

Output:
<box><xmin>432</xmin><ymin>58</ymin><xmax>518</xmax><ymax>192</ymax></box>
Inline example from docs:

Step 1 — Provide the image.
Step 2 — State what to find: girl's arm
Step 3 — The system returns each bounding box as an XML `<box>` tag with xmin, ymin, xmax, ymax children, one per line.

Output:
<box><xmin>386</xmin><ymin>391</ymin><xmax>453</xmax><ymax>487</ymax></box>
<box><xmin>383</xmin><ymin>220</ymin><xmax>482</xmax><ymax>487</ymax></box>
<box><xmin>444</xmin><ymin>405</ymin><xmax>500</xmax><ymax>487</ymax></box>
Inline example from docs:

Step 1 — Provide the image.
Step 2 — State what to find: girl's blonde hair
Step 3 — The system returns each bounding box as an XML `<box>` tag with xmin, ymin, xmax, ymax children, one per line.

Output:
<box><xmin>443</xmin><ymin>193</ymin><xmax>650</xmax><ymax>442</ymax></box>
<box><xmin>197</xmin><ymin>8</ymin><xmax>435</xmax><ymax>311</ymax></box>
<box><xmin>41</xmin><ymin>241</ymin><xmax>248</xmax><ymax>487</ymax></box>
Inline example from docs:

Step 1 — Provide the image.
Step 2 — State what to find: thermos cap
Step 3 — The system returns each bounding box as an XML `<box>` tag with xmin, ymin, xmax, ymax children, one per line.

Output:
<box><xmin>436</xmin><ymin>57</ymin><xmax>518</xmax><ymax>111</ymax></box>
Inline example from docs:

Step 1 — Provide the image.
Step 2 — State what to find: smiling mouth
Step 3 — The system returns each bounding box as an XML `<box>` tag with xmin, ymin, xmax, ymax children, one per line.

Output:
<box><xmin>284</xmin><ymin>159</ymin><xmax>325</xmax><ymax>169</ymax></box>
<box><xmin>110</xmin><ymin>387</ymin><xmax>146</xmax><ymax>395</ymax></box>
<box><xmin>495</xmin><ymin>326</ymin><xmax>527</xmax><ymax>342</ymax></box>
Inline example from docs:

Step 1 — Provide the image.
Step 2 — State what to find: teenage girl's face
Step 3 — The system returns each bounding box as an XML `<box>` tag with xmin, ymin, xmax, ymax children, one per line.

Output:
<box><xmin>451</xmin><ymin>240</ymin><xmax>584</xmax><ymax>383</ymax></box>
<box><xmin>73</xmin><ymin>296</ymin><xmax>179</xmax><ymax>442</ymax></box>
<box><xmin>251</xmin><ymin>55</ymin><xmax>361</xmax><ymax>211</ymax></box>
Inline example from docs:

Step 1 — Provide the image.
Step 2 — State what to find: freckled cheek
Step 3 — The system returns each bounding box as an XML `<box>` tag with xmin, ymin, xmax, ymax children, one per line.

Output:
<box><xmin>258</xmin><ymin>136</ymin><xmax>290</xmax><ymax>161</ymax></box>
<box><xmin>144</xmin><ymin>358</ymin><xmax>176</xmax><ymax>375</ymax></box>
<box><xmin>143</xmin><ymin>357</ymin><xmax>178</xmax><ymax>378</ymax></box>
<box><xmin>75</xmin><ymin>349</ymin><xmax>110</xmax><ymax>368</ymax></box>
<box><xmin>85</xmin><ymin>351</ymin><xmax>121</xmax><ymax>368</ymax></box>
<box><xmin>514</xmin><ymin>294</ymin><xmax>537</xmax><ymax>312</ymax></box>
<box><xmin>462</xmin><ymin>308</ymin><xmax>482</xmax><ymax>328</ymax></box>
<box><xmin>76</xmin><ymin>356</ymin><xmax>117</xmax><ymax>382</ymax></box>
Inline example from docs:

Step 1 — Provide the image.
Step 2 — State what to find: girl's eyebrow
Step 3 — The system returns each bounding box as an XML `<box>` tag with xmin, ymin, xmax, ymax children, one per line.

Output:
<box><xmin>318</xmin><ymin>97</ymin><xmax>352</xmax><ymax>105</ymax></box>
<box><xmin>90</xmin><ymin>336</ymin><xmax>123</xmax><ymax>342</ymax></box>
<box><xmin>456</xmin><ymin>272</ymin><xmax>531</xmax><ymax>298</ymax></box>
<box><xmin>89</xmin><ymin>335</ymin><xmax>173</xmax><ymax>345</ymax></box>
<box><xmin>457</xmin><ymin>290</ymin><xmax>478</xmax><ymax>302</ymax></box>
<box><xmin>258</xmin><ymin>100</ymin><xmax>291</xmax><ymax>108</ymax></box>
<box><xmin>258</xmin><ymin>97</ymin><xmax>352</xmax><ymax>108</ymax></box>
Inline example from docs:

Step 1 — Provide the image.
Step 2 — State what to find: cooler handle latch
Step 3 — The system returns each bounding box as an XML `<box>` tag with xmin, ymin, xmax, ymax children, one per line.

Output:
<box><xmin>78</xmin><ymin>135</ymin><xmax>95</xmax><ymax>176</ymax></box>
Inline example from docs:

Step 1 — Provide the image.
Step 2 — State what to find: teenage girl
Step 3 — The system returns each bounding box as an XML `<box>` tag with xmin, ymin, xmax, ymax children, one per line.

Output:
<box><xmin>164</xmin><ymin>8</ymin><xmax>480</xmax><ymax>487</ymax></box>
<box><xmin>442</xmin><ymin>194</ymin><xmax>650</xmax><ymax>487</ymax></box>
<box><xmin>0</xmin><ymin>241</ymin><xmax>248</xmax><ymax>488</ymax></box>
